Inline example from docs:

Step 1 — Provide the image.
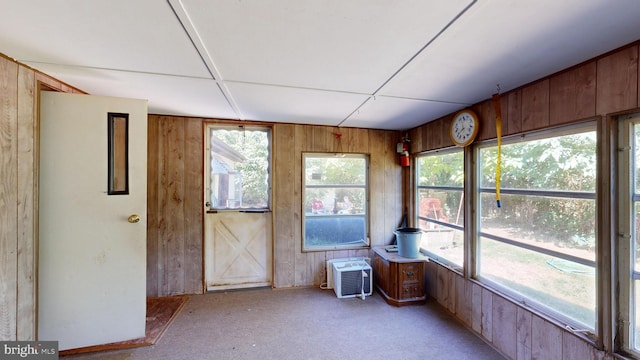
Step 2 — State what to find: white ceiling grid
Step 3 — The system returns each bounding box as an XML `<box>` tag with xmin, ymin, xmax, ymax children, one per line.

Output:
<box><xmin>0</xmin><ymin>0</ymin><xmax>639</xmax><ymax>130</ymax></box>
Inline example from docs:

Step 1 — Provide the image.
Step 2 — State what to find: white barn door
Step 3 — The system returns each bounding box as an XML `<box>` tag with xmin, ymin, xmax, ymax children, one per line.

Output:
<box><xmin>203</xmin><ymin>125</ymin><xmax>272</xmax><ymax>291</ymax></box>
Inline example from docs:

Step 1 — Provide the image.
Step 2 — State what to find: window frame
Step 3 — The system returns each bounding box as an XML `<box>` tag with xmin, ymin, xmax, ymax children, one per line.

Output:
<box><xmin>204</xmin><ymin>124</ymin><xmax>272</xmax><ymax>212</ymax></box>
<box><xmin>415</xmin><ymin>147</ymin><xmax>465</xmax><ymax>269</ymax></box>
<box><xmin>617</xmin><ymin>113</ymin><xmax>640</xmax><ymax>356</ymax></box>
<box><xmin>301</xmin><ymin>152</ymin><xmax>370</xmax><ymax>252</ymax></box>
<box><xmin>474</xmin><ymin>121</ymin><xmax>598</xmax><ymax>332</ymax></box>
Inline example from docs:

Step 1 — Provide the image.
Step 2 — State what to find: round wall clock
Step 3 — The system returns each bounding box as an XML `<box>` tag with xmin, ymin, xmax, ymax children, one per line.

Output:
<box><xmin>450</xmin><ymin>109</ymin><xmax>479</xmax><ymax>147</ymax></box>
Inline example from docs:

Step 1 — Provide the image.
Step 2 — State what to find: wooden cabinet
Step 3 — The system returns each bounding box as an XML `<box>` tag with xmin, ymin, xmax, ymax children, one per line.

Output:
<box><xmin>372</xmin><ymin>246</ymin><xmax>429</xmax><ymax>306</ymax></box>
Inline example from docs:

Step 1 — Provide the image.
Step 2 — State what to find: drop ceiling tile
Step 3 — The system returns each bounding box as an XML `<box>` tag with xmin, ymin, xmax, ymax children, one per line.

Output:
<box><xmin>179</xmin><ymin>0</ymin><xmax>472</xmax><ymax>93</ymax></box>
<box><xmin>0</xmin><ymin>0</ymin><xmax>210</xmax><ymax>78</ymax></box>
<box><xmin>28</xmin><ymin>63</ymin><xmax>237</xmax><ymax>119</ymax></box>
<box><xmin>343</xmin><ymin>96</ymin><xmax>463</xmax><ymax>130</ymax></box>
<box><xmin>224</xmin><ymin>82</ymin><xmax>369</xmax><ymax>125</ymax></box>
<box><xmin>3</xmin><ymin>0</ymin><xmax>640</xmax><ymax>131</ymax></box>
<box><xmin>380</xmin><ymin>0</ymin><xmax>640</xmax><ymax>104</ymax></box>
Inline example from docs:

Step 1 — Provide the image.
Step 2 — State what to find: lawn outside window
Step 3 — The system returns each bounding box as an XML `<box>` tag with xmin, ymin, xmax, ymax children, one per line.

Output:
<box><xmin>302</xmin><ymin>153</ymin><xmax>369</xmax><ymax>251</ymax></box>
<box><xmin>477</xmin><ymin>124</ymin><xmax>597</xmax><ymax>330</ymax></box>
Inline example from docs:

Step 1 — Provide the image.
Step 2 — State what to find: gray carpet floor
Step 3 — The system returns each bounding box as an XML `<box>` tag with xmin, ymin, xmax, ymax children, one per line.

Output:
<box><xmin>62</xmin><ymin>287</ymin><xmax>506</xmax><ymax>360</ymax></box>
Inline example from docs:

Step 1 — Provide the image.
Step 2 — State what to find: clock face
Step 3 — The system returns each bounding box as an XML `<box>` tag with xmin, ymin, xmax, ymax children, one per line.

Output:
<box><xmin>450</xmin><ymin>110</ymin><xmax>479</xmax><ymax>146</ymax></box>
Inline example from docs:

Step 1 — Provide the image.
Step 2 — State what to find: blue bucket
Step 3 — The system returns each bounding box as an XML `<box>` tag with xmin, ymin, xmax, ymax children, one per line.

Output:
<box><xmin>394</xmin><ymin>228</ymin><xmax>422</xmax><ymax>258</ymax></box>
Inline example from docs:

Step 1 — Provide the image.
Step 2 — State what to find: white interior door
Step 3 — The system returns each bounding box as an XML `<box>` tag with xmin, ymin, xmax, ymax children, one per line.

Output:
<box><xmin>38</xmin><ymin>92</ymin><xmax>147</xmax><ymax>350</ymax></box>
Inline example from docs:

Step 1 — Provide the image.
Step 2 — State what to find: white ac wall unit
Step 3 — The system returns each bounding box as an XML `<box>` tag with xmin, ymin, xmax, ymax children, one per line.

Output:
<box><xmin>332</xmin><ymin>261</ymin><xmax>372</xmax><ymax>299</ymax></box>
<box><xmin>326</xmin><ymin>257</ymin><xmax>370</xmax><ymax>289</ymax></box>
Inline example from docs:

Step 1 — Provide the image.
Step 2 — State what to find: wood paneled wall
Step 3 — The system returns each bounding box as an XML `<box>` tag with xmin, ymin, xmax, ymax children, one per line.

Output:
<box><xmin>147</xmin><ymin>115</ymin><xmax>204</xmax><ymax>296</ymax></box>
<box><xmin>1</xmin><ymin>53</ymin><xmax>20</xmax><ymax>342</ymax></box>
<box><xmin>413</xmin><ymin>42</ymin><xmax>640</xmax><ymax>360</ymax></box>
<box><xmin>272</xmin><ymin>124</ymin><xmax>402</xmax><ymax>287</ymax></box>
<box><xmin>0</xmin><ymin>54</ymin><xmax>83</xmax><ymax>341</ymax></box>
<box><xmin>426</xmin><ymin>262</ymin><xmax>613</xmax><ymax>360</ymax></box>
<box><xmin>409</xmin><ymin>43</ymin><xmax>639</xmax><ymax>154</ymax></box>
<box><xmin>146</xmin><ymin>116</ymin><xmax>402</xmax><ymax>295</ymax></box>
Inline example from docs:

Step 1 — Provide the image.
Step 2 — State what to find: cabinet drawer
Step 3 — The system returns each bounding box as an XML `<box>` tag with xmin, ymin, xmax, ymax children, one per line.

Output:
<box><xmin>400</xmin><ymin>283</ymin><xmax>424</xmax><ymax>300</ymax></box>
<box><xmin>400</xmin><ymin>263</ymin><xmax>423</xmax><ymax>282</ymax></box>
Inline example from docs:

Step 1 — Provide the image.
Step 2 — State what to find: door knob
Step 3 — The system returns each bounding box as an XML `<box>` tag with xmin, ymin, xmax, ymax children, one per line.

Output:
<box><xmin>128</xmin><ymin>214</ymin><xmax>141</xmax><ymax>223</ymax></box>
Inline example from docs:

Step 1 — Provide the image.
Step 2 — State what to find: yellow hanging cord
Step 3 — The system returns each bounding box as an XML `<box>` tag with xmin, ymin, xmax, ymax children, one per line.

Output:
<box><xmin>492</xmin><ymin>91</ymin><xmax>502</xmax><ymax>208</ymax></box>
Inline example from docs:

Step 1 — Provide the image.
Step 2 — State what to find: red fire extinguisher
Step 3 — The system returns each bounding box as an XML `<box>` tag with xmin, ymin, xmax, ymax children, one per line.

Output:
<box><xmin>400</xmin><ymin>151</ymin><xmax>410</xmax><ymax>167</ymax></box>
<box><xmin>398</xmin><ymin>136</ymin><xmax>410</xmax><ymax>167</ymax></box>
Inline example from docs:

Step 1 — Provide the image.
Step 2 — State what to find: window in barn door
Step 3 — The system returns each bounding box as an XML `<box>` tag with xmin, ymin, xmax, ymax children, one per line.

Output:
<box><xmin>205</xmin><ymin>125</ymin><xmax>271</xmax><ymax>210</ymax></box>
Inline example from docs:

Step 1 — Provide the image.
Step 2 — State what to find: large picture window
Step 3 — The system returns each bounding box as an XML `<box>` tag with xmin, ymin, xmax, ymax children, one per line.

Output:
<box><xmin>416</xmin><ymin>149</ymin><xmax>464</xmax><ymax>267</ymax></box>
<box><xmin>477</xmin><ymin>124</ymin><xmax>597</xmax><ymax>329</ymax></box>
<box><xmin>302</xmin><ymin>153</ymin><xmax>369</xmax><ymax>251</ymax></box>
